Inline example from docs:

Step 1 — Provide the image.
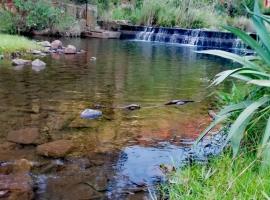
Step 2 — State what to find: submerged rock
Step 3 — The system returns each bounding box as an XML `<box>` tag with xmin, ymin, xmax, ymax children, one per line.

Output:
<box><xmin>0</xmin><ymin>174</ymin><xmax>34</xmax><ymax>200</ymax></box>
<box><xmin>37</xmin><ymin>140</ymin><xmax>74</xmax><ymax>158</ymax></box>
<box><xmin>123</xmin><ymin>104</ymin><xmax>141</xmax><ymax>111</ymax></box>
<box><xmin>7</xmin><ymin>128</ymin><xmax>40</xmax><ymax>145</ymax></box>
<box><xmin>165</xmin><ymin>100</ymin><xmax>194</xmax><ymax>106</ymax></box>
<box><xmin>81</xmin><ymin>109</ymin><xmax>102</xmax><ymax>119</ymax></box>
<box><xmin>51</xmin><ymin>40</ymin><xmax>63</xmax><ymax>49</ymax></box>
<box><xmin>64</xmin><ymin>45</ymin><xmax>77</xmax><ymax>54</ymax></box>
<box><xmin>0</xmin><ymin>159</ymin><xmax>34</xmax><ymax>200</ymax></box>
<box><xmin>12</xmin><ymin>58</ymin><xmax>31</xmax><ymax>66</ymax></box>
<box><xmin>185</xmin><ymin>131</ymin><xmax>227</xmax><ymax>163</ymax></box>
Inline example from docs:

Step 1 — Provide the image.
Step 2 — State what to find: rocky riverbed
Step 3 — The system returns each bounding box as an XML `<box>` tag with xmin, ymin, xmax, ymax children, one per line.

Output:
<box><xmin>0</xmin><ymin>126</ymin><xmax>226</xmax><ymax>200</ymax></box>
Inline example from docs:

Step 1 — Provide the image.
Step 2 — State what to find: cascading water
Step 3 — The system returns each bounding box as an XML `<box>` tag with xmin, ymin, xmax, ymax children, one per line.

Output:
<box><xmin>136</xmin><ymin>27</ymin><xmax>155</xmax><ymax>41</ymax></box>
<box><xmin>124</xmin><ymin>26</ymin><xmax>247</xmax><ymax>50</ymax></box>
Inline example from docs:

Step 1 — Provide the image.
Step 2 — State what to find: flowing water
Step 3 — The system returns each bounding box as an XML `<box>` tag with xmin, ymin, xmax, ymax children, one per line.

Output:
<box><xmin>0</xmin><ymin>38</ymin><xmax>228</xmax><ymax>199</ymax></box>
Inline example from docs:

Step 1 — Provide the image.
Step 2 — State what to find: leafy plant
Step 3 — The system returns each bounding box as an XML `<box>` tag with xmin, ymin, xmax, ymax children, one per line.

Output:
<box><xmin>197</xmin><ymin>0</ymin><xmax>270</xmax><ymax>168</ymax></box>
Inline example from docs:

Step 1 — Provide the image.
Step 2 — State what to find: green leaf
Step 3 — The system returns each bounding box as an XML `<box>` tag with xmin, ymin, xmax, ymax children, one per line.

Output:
<box><xmin>261</xmin><ymin>116</ymin><xmax>270</xmax><ymax>153</ymax></box>
<box><xmin>211</xmin><ymin>68</ymin><xmax>243</xmax><ymax>86</ymax></box>
<box><xmin>262</xmin><ymin>142</ymin><xmax>270</xmax><ymax>170</ymax></box>
<box><xmin>248</xmin><ymin>80</ymin><xmax>270</xmax><ymax>87</ymax></box>
<box><xmin>231</xmin><ymin>74</ymin><xmax>253</xmax><ymax>82</ymax></box>
<box><xmin>196</xmin><ymin>50</ymin><xmax>259</xmax><ymax>69</ymax></box>
<box><xmin>225</xmin><ymin>96</ymin><xmax>270</xmax><ymax>157</ymax></box>
<box><xmin>218</xmin><ymin>101</ymin><xmax>251</xmax><ymax>116</ymax></box>
<box><xmin>195</xmin><ymin>114</ymin><xmax>230</xmax><ymax>145</ymax></box>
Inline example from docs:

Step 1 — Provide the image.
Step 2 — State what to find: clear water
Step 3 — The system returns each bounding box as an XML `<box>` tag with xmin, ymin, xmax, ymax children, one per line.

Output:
<box><xmin>0</xmin><ymin>38</ymin><xmax>227</xmax><ymax>199</ymax></box>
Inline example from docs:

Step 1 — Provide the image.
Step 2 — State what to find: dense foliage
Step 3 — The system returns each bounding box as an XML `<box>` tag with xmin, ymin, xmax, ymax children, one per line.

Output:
<box><xmin>97</xmin><ymin>0</ymin><xmax>258</xmax><ymax>29</ymax></box>
<box><xmin>0</xmin><ymin>0</ymin><xmax>75</xmax><ymax>34</ymax></box>
<box><xmin>197</xmin><ymin>0</ymin><xmax>270</xmax><ymax>168</ymax></box>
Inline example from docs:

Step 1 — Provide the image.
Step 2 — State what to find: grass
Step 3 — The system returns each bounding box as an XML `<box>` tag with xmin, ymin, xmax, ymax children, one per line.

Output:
<box><xmin>160</xmin><ymin>152</ymin><xmax>270</xmax><ymax>200</ymax></box>
<box><xmin>0</xmin><ymin>34</ymin><xmax>40</xmax><ymax>55</ymax></box>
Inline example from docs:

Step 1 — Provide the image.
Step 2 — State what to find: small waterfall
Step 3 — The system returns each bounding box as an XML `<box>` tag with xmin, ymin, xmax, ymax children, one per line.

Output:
<box><xmin>232</xmin><ymin>38</ymin><xmax>245</xmax><ymax>49</ymax></box>
<box><xmin>125</xmin><ymin>25</ymin><xmax>247</xmax><ymax>50</ymax></box>
<box><xmin>136</xmin><ymin>27</ymin><xmax>155</xmax><ymax>41</ymax></box>
<box><xmin>189</xmin><ymin>29</ymin><xmax>200</xmax><ymax>45</ymax></box>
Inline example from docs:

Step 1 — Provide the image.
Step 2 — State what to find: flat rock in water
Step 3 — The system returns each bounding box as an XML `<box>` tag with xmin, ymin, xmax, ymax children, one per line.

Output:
<box><xmin>37</xmin><ymin>140</ymin><xmax>74</xmax><ymax>158</ymax></box>
<box><xmin>165</xmin><ymin>100</ymin><xmax>194</xmax><ymax>105</ymax></box>
<box><xmin>12</xmin><ymin>58</ymin><xmax>31</xmax><ymax>66</ymax></box>
<box><xmin>81</xmin><ymin>109</ymin><xmax>102</xmax><ymax>119</ymax></box>
<box><xmin>123</xmin><ymin>104</ymin><xmax>141</xmax><ymax>110</ymax></box>
<box><xmin>64</xmin><ymin>45</ymin><xmax>77</xmax><ymax>54</ymax></box>
<box><xmin>7</xmin><ymin>128</ymin><xmax>40</xmax><ymax>145</ymax></box>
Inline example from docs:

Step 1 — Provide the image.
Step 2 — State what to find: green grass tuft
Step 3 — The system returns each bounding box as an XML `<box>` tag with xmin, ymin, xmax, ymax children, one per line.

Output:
<box><xmin>0</xmin><ymin>34</ymin><xmax>40</xmax><ymax>55</ymax></box>
<box><xmin>161</xmin><ymin>153</ymin><xmax>270</xmax><ymax>200</ymax></box>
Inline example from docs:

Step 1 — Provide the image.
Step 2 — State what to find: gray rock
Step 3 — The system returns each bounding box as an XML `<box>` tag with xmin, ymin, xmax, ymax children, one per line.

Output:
<box><xmin>51</xmin><ymin>40</ymin><xmax>63</xmax><ymax>49</ymax></box>
<box><xmin>39</xmin><ymin>41</ymin><xmax>51</xmax><ymax>47</ymax></box>
<box><xmin>81</xmin><ymin>109</ymin><xmax>102</xmax><ymax>119</ymax></box>
<box><xmin>32</xmin><ymin>59</ymin><xmax>46</xmax><ymax>67</ymax></box>
<box><xmin>7</xmin><ymin>128</ymin><xmax>40</xmax><ymax>145</ymax></box>
<box><xmin>31</xmin><ymin>50</ymin><xmax>42</xmax><ymax>55</ymax></box>
<box><xmin>12</xmin><ymin>58</ymin><xmax>31</xmax><ymax>66</ymax></box>
<box><xmin>31</xmin><ymin>59</ymin><xmax>46</xmax><ymax>72</ymax></box>
<box><xmin>37</xmin><ymin>140</ymin><xmax>74</xmax><ymax>158</ymax></box>
<box><xmin>64</xmin><ymin>45</ymin><xmax>77</xmax><ymax>54</ymax></box>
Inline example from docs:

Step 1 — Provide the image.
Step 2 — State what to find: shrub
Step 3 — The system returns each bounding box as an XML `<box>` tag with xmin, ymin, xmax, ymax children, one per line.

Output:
<box><xmin>0</xmin><ymin>9</ymin><xmax>16</xmax><ymax>34</ymax></box>
<box><xmin>0</xmin><ymin>0</ymin><xmax>75</xmax><ymax>34</ymax></box>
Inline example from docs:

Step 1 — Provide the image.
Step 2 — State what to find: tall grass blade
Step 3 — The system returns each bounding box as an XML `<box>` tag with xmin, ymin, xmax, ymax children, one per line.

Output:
<box><xmin>225</xmin><ymin>96</ymin><xmax>270</xmax><ymax>157</ymax></box>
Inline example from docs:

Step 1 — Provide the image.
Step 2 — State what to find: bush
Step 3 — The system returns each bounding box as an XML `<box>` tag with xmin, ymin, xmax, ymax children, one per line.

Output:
<box><xmin>0</xmin><ymin>9</ymin><xmax>16</xmax><ymax>34</ymax></box>
<box><xmin>0</xmin><ymin>0</ymin><xmax>75</xmax><ymax>34</ymax></box>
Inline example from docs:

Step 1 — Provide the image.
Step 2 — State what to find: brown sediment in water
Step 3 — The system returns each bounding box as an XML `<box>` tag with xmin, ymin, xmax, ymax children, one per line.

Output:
<box><xmin>0</xmin><ymin>37</ymin><xmax>225</xmax><ymax>199</ymax></box>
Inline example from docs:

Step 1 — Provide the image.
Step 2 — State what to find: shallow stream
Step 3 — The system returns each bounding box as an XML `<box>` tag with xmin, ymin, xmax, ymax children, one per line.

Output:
<box><xmin>0</xmin><ymin>38</ymin><xmax>227</xmax><ymax>199</ymax></box>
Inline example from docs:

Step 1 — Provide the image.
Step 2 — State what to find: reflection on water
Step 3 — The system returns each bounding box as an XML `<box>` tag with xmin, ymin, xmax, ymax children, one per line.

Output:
<box><xmin>108</xmin><ymin>144</ymin><xmax>187</xmax><ymax>198</ymax></box>
<box><xmin>0</xmin><ymin>38</ymin><xmax>226</xmax><ymax>199</ymax></box>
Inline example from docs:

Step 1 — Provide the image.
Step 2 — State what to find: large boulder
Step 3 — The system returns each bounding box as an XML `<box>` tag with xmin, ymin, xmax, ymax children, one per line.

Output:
<box><xmin>12</xmin><ymin>59</ymin><xmax>31</xmax><ymax>66</ymax></box>
<box><xmin>64</xmin><ymin>45</ymin><xmax>77</xmax><ymax>54</ymax></box>
<box><xmin>37</xmin><ymin>140</ymin><xmax>74</xmax><ymax>158</ymax></box>
<box><xmin>7</xmin><ymin>128</ymin><xmax>40</xmax><ymax>145</ymax></box>
<box><xmin>51</xmin><ymin>40</ymin><xmax>63</xmax><ymax>49</ymax></box>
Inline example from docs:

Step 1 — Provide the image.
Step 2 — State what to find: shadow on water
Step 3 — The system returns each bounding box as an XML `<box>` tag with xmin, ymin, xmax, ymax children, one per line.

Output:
<box><xmin>0</xmin><ymin>38</ymin><xmax>228</xmax><ymax>199</ymax></box>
